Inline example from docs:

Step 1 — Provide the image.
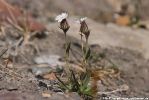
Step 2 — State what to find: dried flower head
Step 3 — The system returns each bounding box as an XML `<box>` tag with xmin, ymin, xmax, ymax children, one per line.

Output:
<box><xmin>80</xmin><ymin>17</ymin><xmax>87</xmax><ymax>22</ymax></box>
<box><xmin>55</xmin><ymin>13</ymin><xmax>70</xmax><ymax>34</ymax></box>
<box><xmin>78</xmin><ymin>17</ymin><xmax>90</xmax><ymax>42</ymax></box>
<box><xmin>55</xmin><ymin>13</ymin><xmax>68</xmax><ymax>22</ymax></box>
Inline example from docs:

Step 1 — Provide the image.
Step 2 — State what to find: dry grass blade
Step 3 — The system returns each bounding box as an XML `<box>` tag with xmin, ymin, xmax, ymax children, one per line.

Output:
<box><xmin>0</xmin><ymin>48</ymin><xmax>8</xmax><ymax>58</ymax></box>
<box><xmin>70</xmin><ymin>70</ymin><xmax>80</xmax><ymax>89</ymax></box>
<box><xmin>55</xmin><ymin>74</ymin><xmax>69</xmax><ymax>90</ymax></box>
<box><xmin>97</xmin><ymin>84</ymin><xmax>129</xmax><ymax>95</ymax></box>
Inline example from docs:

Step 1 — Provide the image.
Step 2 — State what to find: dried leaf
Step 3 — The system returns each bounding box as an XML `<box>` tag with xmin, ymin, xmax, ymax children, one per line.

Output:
<box><xmin>42</xmin><ymin>92</ymin><xmax>51</xmax><ymax>98</ymax></box>
<box><xmin>115</xmin><ymin>15</ymin><xmax>130</xmax><ymax>26</ymax></box>
<box><xmin>43</xmin><ymin>72</ymin><xmax>56</xmax><ymax>80</ymax></box>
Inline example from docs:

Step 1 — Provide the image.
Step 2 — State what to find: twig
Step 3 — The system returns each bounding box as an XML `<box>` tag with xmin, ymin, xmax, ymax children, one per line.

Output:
<box><xmin>97</xmin><ymin>84</ymin><xmax>129</xmax><ymax>95</ymax></box>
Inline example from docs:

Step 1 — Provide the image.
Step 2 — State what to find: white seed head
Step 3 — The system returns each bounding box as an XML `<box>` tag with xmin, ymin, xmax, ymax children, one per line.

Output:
<box><xmin>55</xmin><ymin>12</ymin><xmax>68</xmax><ymax>22</ymax></box>
<box><xmin>80</xmin><ymin>17</ymin><xmax>87</xmax><ymax>22</ymax></box>
<box><xmin>76</xmin><ymin>17</ymin><xmax>87</xmax><ymax>24</ymax></box>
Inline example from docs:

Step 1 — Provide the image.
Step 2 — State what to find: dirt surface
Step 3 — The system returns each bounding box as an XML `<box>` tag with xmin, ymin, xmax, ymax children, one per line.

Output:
<box><xmin>0</xmin><ymin>0</ymin><xmax>149</xmax><ymax>100</ymax></box>
<box><xmin>1</xmin><ymin>32</ymin><xmax>149</xmax><ymax>99</ymax></box>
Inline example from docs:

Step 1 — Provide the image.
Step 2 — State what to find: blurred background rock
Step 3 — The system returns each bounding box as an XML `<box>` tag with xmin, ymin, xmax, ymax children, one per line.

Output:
<box><xmin>6</xmin><ymin>0</ymin><xmax>149</xmax><ymax>23</ymax></box>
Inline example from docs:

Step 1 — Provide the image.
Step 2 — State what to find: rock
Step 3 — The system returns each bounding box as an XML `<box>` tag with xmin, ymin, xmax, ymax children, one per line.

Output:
<box><xmin>34</xmin><ymin>55</ymin><xmax>63</xmax><ymax>66</ymax></box>
<box><xmin>30</xmin><ymin>64</ymin><xmax>53</xmax><ymax>76</ymax></box>
<box><xmin>30</xmin><ymin>64</ymin><xmax>63</xmax><ymax>76</ymax></box>
<box><xmin>32</xmin><ymin>55</ymin><xmax>64</xmax><ymax>76</ymax></box>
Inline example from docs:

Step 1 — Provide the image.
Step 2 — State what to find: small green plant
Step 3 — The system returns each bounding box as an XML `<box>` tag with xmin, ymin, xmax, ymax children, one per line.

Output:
<box><xmin>55</xmin><ymin>12</ymin><xmax>120</xmax><ymax>100</ymax></box>
<box><xmin>55</xmin><ymin>13</ymin><xmax>93</xmax><ymax>99</ymax></box>
<box><xmin>56</xmin><ymin>70</ymin><xmax>92</xmax><ymax>98</ymax></box>
<box><xmin>55</xmin><ymin>12</ymin><xmax>71</xmax><ymax>74</ymax></box>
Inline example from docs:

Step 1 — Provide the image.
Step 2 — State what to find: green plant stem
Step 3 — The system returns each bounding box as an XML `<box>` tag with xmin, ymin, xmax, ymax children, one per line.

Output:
<box><xmin>81</xmin><ymin>34</ymin><xmax>83</xmax><ymax>52</ymax></box>
<box><xmin>65</xmin><ymin>56</ymin><xmax>70</xmax><ymax>75</ymax></box>
<box><xmin>85</xmin><ymin>38</ymin><xmax>88</xmax><ymax>48</ymax></box>
<box><xmin>64</xmin><ymin>32</ymin><xmax>70</xmax><ymax>75</ymax></box>
<box><xmin>64</xmin><ymin>32</ymin><xmax>67</xmax><ymax>43</ymax></box>
<box><xmin>80</xmin><ymin>34</ymin><xmax>85</xmax><ymax>70</ymax></box>
<box><xmin>84</xmin><ymin>38</ymin><xmax>89</xmax><ymax>72</ymax></box>
<box><xmin>80</xmin><ymin>34</ymin><xmax>90</xmax><ymax>71</ymax></box>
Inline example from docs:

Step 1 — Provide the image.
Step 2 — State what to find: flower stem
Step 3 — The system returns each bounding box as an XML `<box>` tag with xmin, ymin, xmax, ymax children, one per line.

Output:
<box><xmin>80</xmin><ymin>34</ymin><xmax>86</xmax><ymax>70</ymax></box>
<box><xmin>80</xmin><ymin>34</ymin><xmax>83</xmax><ymax>57</ymax></box>
<box><xmin>85</xmin><ymin>37</ymin><xmax>88</xmax><ymax>49</ymax></box>
<box><xmin>64</xmin><ymin>32</ymin><xmax>70</xmax><ymax>75</ymax></box>
<box><xmin>64</xmin><ymin>32</ymin><xmax>67</xmax><ymax>43</ymax></box>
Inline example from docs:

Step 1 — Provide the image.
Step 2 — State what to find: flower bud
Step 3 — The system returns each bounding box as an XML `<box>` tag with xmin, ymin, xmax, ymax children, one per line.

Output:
<box><xmin>60</xmin><ymin>18</ymin><xmax>70</xmax><ymax>33</ymax></box>
<box><xmin>79</xmin><ymin>17</ymin><xmax>90</xmax><ymax>41</ymax></box>
<box><xmin>55</xmin><ymin>13</ymin><xmax>70</xmax><ymax>33</ymax></box>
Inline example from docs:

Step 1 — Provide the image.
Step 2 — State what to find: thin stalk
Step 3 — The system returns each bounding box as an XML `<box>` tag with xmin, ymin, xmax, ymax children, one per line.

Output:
<box><xmin>85</xmin><ymin>37</ymin><xmax>89</xmax><ymax>49</ymax></box>
<box><xmin>84</xmin><ymin>37</ymin><xmax>89</xmax><ymax>71</ymax></box>
<box><xmin>80</xmin><ymin>34</ymin><xmax>85</xmax><ymax>70</ymax></box>
<box><xmin>64</xmin><ymin>32</ymin><xmax>67</xmax><ymax>43</ymax></box>
<box><xmin>81</xmin><ymin>34</ymin><xmax>83</xmax><ymax>52</ymax></box>
<box><xmin>64</xmin><ymin>32</ymin><xmax>70</xmax><ymax>75</ymax></box>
